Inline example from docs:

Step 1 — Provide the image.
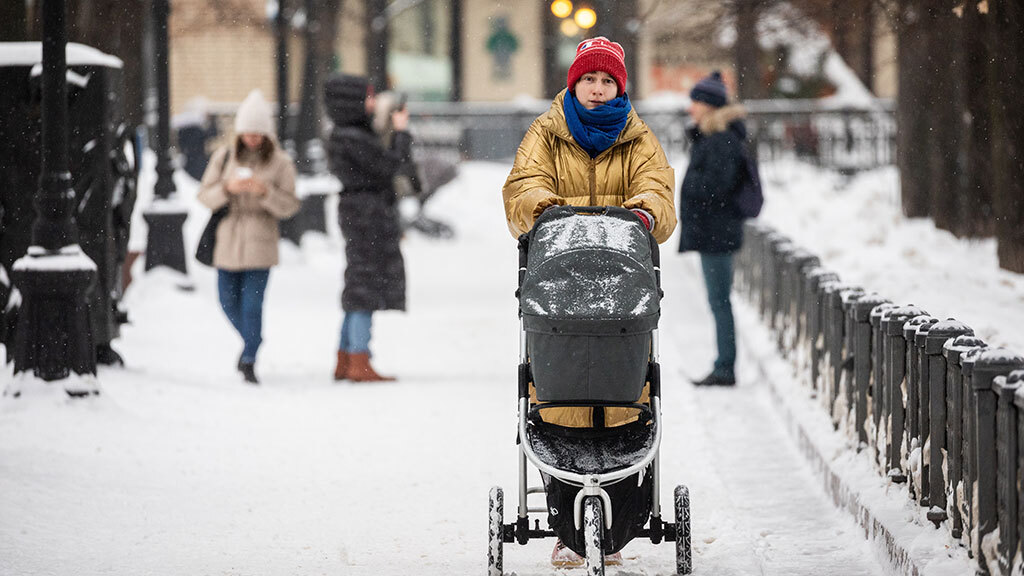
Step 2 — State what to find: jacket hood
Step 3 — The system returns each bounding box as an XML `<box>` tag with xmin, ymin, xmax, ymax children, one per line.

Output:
<box><xmin>697</xmin><ymin>104</ymin><xmax>747</xmax><ymax>136</ymax></box>
<box><xmin>324</xmin><ymin>74</ymin><xmax>372</xmax><ymax>128</ymax></box>
<box><xmin>537</xmin><ymin>89</ymin><xmax>648</xmax><ymax>151</ymax></box>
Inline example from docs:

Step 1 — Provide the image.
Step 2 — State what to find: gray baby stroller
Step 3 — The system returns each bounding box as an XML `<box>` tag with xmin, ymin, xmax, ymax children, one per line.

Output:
<box><xmin>488</xmin><ymin>206</ymin><xmax>692</xmax><ymax>575</ymax></box>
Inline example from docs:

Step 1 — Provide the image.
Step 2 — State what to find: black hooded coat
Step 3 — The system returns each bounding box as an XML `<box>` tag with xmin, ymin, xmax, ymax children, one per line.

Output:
<box><xmin>324</xmin><ymin>75</ymin><xmax>409</xmax><ymax>312</ymax></box>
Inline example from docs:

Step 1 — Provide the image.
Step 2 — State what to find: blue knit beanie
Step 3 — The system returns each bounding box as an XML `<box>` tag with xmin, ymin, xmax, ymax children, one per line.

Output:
<box><xmin>690</xmin><ymin>70</ymin><xmax>728</xmax><ymax>108</ymax></box>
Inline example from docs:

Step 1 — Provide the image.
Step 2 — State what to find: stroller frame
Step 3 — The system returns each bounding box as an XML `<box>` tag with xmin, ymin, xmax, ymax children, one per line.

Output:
<box><xmin>488</xmin><ymin>206</ymin><xmax>691</xmax><ymax>576</ymax></box>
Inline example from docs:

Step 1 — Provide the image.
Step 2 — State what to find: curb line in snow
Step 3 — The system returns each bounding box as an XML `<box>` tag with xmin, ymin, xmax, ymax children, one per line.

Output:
<box><xmin>739</xmin><ymin>307</ymin><xmax>972</xmax><ymax>576</ymax></box>
<box><xmin>758</xmin><ymin>366</ymin><xmax>921</xmax><ymax>576</ymax></box>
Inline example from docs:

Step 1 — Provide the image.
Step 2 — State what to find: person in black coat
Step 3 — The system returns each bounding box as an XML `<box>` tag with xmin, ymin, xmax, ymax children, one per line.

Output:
<box><xmin>678</xmin><ymin>71</ymin><xmax>749</xmax><ymax>386</ymax></box>
<box><xmin>324</xmin><ymin>74</ymin><xmax>410</xmax><ymax>382</ymax></box>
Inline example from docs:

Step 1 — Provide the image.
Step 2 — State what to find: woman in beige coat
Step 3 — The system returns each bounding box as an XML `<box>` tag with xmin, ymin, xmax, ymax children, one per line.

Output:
<box><xmin>197</xmin><ymin>90</ymin><xmax>300</xmax><ymax>384</ymax></box>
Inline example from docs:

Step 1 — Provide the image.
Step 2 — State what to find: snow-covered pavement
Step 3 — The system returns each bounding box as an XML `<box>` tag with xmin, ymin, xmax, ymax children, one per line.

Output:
<box><xmin>1</xmin><ymin>162</ymin><xmax>891</xmax><ymax>575</ymax></box>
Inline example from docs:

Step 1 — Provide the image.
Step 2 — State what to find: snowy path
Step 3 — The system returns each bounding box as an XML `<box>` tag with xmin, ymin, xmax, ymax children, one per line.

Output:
<box><xmin>0</xmin><ymin>162</ymin><xmax>887</xmax><ymax>575</ymax></box>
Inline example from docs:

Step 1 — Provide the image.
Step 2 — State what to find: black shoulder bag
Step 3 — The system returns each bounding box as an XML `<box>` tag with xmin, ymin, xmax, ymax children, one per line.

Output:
<box><xmin>195</xmin><ymin>150</ymin><xmax>232</xmax><ymax>267</ymax></box>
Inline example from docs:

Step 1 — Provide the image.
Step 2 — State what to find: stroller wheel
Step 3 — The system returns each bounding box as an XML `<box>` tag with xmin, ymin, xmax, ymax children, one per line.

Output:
<box><xmin>582</xmin><ymin>496</ymin><xmax>606</xmax><ymax>576</ymax></box>
<box><xmin>674</xmin><ymin>485</ymin><xmax>692</xmax><ymax>575</ymax></box>
<box><xmin>488</xmin><ymin>486</ymin><xmax>503</xmax><ymax>576</ymax></box>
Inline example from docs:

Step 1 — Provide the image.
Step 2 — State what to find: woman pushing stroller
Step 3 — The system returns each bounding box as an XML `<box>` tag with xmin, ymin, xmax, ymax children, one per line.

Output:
<box><xmin>500</xmin><ymin>36</ymin><xmax>677</xmax><ymax>568</ymax></box>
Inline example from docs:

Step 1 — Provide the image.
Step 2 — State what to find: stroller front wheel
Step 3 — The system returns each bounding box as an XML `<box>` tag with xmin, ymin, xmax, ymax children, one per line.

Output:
<box><xmin>582</xmin><ymin>496</ymin><xmax>606</xmax><ymax>576</ymax></box>
<box><xmin>488</xmin><ymin>487</ymin><xmax>503</xmax><ymax>576</ymax></box>
<box><xmin>674</xmin><ymin>485</ymin><xmax>692</xmax><ymax>575</ymax></box>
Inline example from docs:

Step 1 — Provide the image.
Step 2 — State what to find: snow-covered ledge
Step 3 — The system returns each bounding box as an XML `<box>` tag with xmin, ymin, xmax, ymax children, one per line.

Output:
<box><xmin>12</xmin><ymin>244</ymin><xmax>97</xmax><ymax>272</ymax></box>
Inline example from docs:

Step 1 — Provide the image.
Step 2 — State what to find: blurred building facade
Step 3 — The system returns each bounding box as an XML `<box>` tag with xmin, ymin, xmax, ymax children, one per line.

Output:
<box><xmin>166</xmin><ymin>0</ymin><xmax>897</xmax><ymax>114</ymax></box>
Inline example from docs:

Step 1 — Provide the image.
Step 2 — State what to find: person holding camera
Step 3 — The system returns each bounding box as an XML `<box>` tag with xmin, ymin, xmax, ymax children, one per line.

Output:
<box><xmin>197</xmin><ymin>90</ymin><xmax>300</xmax><ymax>384</ymax></box>
<box><xmin>324</xmin><ymin>75</ymin><xmax>410</xmax><ymax>382</ymax></box>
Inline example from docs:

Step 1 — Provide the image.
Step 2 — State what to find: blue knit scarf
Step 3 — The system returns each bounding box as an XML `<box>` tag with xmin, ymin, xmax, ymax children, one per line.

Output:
<box><xmin>563</xmin><ymin>91</ymin><xmax>631</xmax><ymax>158</ymax></box>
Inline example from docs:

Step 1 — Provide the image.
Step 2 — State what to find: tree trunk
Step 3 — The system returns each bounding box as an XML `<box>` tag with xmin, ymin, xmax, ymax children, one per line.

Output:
<box><xmin>895</xmin><ymin>0</ymin><xmax>931</xmax><ymax>218</ymax></box>
<box><xmin>959</xmin><ymin>0</ymin><xmax>995</xmax><ymax>238</ymax></box>
<box><xmin>923</xmin><ymin>0</ymin><xmax>963</xmax><ymax>234</ymax></box>
<box><xmin>988</xmin><ymin>0</ymin><xmax>1024</xmax><ymax>272</ymax></box>
<box><xmin>0</xmin><ymin>0</ymin><xmax>28</xmax><ymax>41</ymax></box>
<box><xmin>734</xmin><ymin>0</ymin><xmax>763</xmax><ymax>99</ymax></box>
<box><xmin>365</xmin><ymin>0</ymin><xmax>389</xmax><ymax>93</ymax></box>
<box><xmin>449</xmin><ymin>0</ymin><xmax>463</xmax><ymax>101</ymax></box>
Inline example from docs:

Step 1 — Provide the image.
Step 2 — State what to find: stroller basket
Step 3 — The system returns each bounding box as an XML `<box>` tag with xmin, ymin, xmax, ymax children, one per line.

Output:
<box><xmin>519</xmin><ymin>206</ymin><xmax>660</xmax><ymax>404</ymax></box>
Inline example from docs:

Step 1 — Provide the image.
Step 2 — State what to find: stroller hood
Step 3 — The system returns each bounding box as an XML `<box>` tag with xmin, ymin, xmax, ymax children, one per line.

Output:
<box><xmin>519</xmin><ymin>207</ymin><xmax>660</xmax><ymax>336</ymax></box>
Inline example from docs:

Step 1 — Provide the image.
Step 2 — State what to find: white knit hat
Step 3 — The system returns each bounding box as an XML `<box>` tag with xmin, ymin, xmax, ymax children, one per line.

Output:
<box><xmin>234</xmin><ymin>89</ymin><xmax>275</xmax><ymax>137</ymax></box>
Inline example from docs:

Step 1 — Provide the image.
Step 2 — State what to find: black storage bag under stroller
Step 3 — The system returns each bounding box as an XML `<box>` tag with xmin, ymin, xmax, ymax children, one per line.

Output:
<box><xmin>519</xmin><ymin>206</ymin><xmax>661</xmax><ymax>555</ymax></box>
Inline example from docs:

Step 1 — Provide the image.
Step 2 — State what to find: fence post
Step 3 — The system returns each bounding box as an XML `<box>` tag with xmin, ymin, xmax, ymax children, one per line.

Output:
<box><xmin>971</xmin><ymin>348</ymin><xmax>1024</xmax><ymax>573</ymax></box>
<box><xmin>772</xmin><ymin>242</ymin><xmax>797</xmax><ymax>341</ymax></box>
<box><xmin>961</xmin><ymin>346</ymin><xmax>989</xmax><ymax>554</ymax></box>
<box><xmin>851</xmin><ymin>295</ymin><xmax>890</xmax><ymax>448</ymax></box>
<box><xmin>821</xmin><ymin>282</ymin><xmax>853</xmax><ymax>416</ymax></box>
<box><xmin>786</xmin><ymin>250</ymin><xmax>819</xmax><ymax>354</ymax></box>
<box><xmin>870</xmin><ymin>303</ymin><xmax>897</xmax><ymax>470</ymax></box>
<box><xmin>837</xmin><ymin>287</ymin><xmax>865</xmax><ymax>431</ymax></box>
<box><xmin>882</xmin><ymin>305</ymin><xmax>928</xmax><ymax>483</ymax></box>
<box><xmin>996</xmin><ymin>370</ymin><xmax>1023</xmax><ymax>575</ymax></box>
<box><xmin>1011</xmin><ymin>372</ymin><xmax>1024</xmax><ymax>576</ymax></box>
<box><xmin>806</xmin><ymin>269</ymin><xmax>838</xmax><ymax>390</ymax></box>
<box><xmin>760</xmin><ymin>233</ymin><xmax>786</xmax><ymax>323</ymax></box>
<box><xmin>923</xmin><ymin>321</ymin><xmax>975</xmax><ymax>527</ymax></box>
<box><xmin>905</xmin><ymin>315</ymin><xmax>938</xmax><ymax>501</ymax></box>
<box><xmin>944</xmin><ymin>336</ymin><xmax>987</xmax><ymax>540</ymax></box>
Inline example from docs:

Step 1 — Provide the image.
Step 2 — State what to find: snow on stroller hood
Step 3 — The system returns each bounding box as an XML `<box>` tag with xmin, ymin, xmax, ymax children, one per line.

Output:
<box><xmin>521</xmin><ymin>213</ymin><xmax>659</xmax><ymax>320</ymax></box>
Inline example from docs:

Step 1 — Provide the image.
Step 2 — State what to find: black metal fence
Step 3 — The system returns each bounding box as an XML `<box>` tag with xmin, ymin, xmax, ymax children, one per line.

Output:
<box><xmin>406</xmin><ymin>98</ymin><xmax>896</xmax><ymax>172</ymax></box>
<box><xmin>736</xmin><ymin>221</ymin><xmax>1024</xmax><ymax>575</ymax></box>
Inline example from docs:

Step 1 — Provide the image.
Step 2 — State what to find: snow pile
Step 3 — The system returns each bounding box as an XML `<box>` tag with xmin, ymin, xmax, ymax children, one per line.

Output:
<box><xmin>758</xmin><ymin>160</ymin><xmax>1024</xmax><ymax>354</ymax></box>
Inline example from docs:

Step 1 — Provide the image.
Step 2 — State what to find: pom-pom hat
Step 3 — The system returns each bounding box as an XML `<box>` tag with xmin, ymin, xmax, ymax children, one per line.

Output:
<box><xmin>567</xmin><ymin>36</ymin><xmax>628</xmax><ymax>97</ymax></box>
<box><xmin>690</xmin><ymin>70</ymin><xmax>728</xmax><ymax>108</ymax></box>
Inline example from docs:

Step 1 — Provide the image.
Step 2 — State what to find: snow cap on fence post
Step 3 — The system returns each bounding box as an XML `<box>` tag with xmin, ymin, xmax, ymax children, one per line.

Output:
<box><xmin>943</xmin><ymin>335</ymin><xmax>987</xmax><ymax>540</ymax></box>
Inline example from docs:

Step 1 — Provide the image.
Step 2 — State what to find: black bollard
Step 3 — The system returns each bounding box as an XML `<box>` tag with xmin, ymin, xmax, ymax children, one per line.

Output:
<box><xmin>1012</xmin><ymin>371</ymin><xmax>1024</xmax><ymax>574</ymax></box>
<box><xmin>805</xmin><ymin>269</ymin><xmax>838</xmax><ymax>389</ymax></box>
<box><xmin>851</xmin><ymin>295</ymin><xmax>890</xmax><ymax>447</ymax></box>
<box><xmin>961</xmin><ymin>345</ymin><xmax>988</xmax><ymax>554</ymax></box>
<box><xmin>970</xmin><ymin>348</ymin><xmax>1024</xmax><ymax>571</ymax></box>
<box><xmin>835</xmin><ymin>287</ymin><xmax>865</xmax><ymax>428</ymax></box>
<box><xmin>904</xmin><ymin>314</ymin><xmax>937</xmax><ymax>501</ymax></box>
<box><xmin>923</xmin><ymin>321</ymin><xmax>974</xmax><ymax>526</ymax></box>
<box><xmin>882</xmin><ymin>305</ymin><xmax>928</xmax><ymax>483</ymax></box>
<box><xmin>944</xmin><ymin>335</ymin><xmax>986</xmax><ymax>539</ymax></box>
<box><xmin>870</xmin><ymin>303</ymin><xmax>897</xmax><ymax>470</ymax></box>
<box><xmin>784</xmin><ymin>250</ymin><xmax>819</xmax><ymax>354</ymax></box>
<box><xmin>820</xmin><ymin>281</ymin><xmax>851</xmax><ymax>409</ymax></box>
<box><xmin>995</xmin><ymin>370</ymin><xmax>1023</xmax><ymax>574</ymax></box>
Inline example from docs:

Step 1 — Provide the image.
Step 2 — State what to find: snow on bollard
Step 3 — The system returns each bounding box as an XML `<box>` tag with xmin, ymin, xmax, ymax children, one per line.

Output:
<box><xmin>944</xmin><ymin>335</ymin><xmax>987</xmax><ymax>540</ymax></box>
<box><xmin>923</xmin><ymin>320</ymin><xmax>975</xmax><ymax>526</ymax></box>
<box><xmin>881</xmin><ymin>305</ymin><xmax>928</xmax><ymax>484</ymax></box>
<box><xmin>851</xmin><ymin>295</ymin><xmax>890</xmax><ymax>449</ymax></box>
<box><xmin>904</xmin><ymin>314</ymin><xmax>938</xmax><ymax>501</ymax></box>
<box><xmin>970</xmin><ymin>348</ymin><xmax>1024</xmax><ymax>574</ymax></box>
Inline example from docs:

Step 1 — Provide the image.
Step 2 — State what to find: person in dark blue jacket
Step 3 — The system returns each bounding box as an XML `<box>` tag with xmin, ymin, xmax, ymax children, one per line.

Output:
<box><xmin>678</xmin><ymin>71</ymin><xmax>749</xmax><ymax>386</ymax></box>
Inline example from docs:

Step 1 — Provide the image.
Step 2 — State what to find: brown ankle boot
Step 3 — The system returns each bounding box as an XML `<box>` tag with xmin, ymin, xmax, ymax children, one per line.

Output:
<box><xmin>333</xmin><ymin>350</ymin><xmax>350</xmax><ymax>381</ymax></box>
<box><xmin>345</xmin><ymin>352</ymin><xmax>396</xmax><ymax>382</ymax></box>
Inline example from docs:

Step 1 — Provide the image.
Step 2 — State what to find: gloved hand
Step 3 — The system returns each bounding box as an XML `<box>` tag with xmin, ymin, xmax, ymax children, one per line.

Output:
<box><xmin>631</xmin><ymin>208</ymin><xmax>654</xmax><ymax>231</ymax></box>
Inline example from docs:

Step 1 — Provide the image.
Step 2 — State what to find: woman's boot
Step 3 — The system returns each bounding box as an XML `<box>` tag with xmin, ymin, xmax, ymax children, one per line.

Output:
<box><xmin>333</xmin><ymin>350</ymin><xmax>350</xmax><ymax>381</ymax></box>
<box><xmin>344</xmin><ymin>353</ymin><xmax>395</xmax><ymax>382</ymax></box>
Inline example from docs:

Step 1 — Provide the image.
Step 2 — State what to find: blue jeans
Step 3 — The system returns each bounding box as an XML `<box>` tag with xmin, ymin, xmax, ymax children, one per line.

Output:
<box><xmin>700</xmin><ymin>252</ymin><xmax>736</xmax><ymax>378</ymax></box>
<box><xmin>339</xmin><ymin>310</ymin><xmax>373</xmax><ymax>354</ymax></box>
<box><xmin>217</xmin><ymin>269</ymin><xmax>270</xmax><ymax>363</ymax></box>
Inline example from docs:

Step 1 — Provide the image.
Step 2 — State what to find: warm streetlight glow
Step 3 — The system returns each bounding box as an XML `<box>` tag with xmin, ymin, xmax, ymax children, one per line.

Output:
<box><xmin>574</xmin><ymin>7</ymin><xmax>596</xmax><ymax>29</ymax></box>
<box><xmin>560</xmin><ymin>19</ymin><xmax>580</xmax><ymax>37</ymax></box>
<box><xmin>550</xmin><ymin>0</ymin><xmax>573</xmax><ymax>18</ymax></box>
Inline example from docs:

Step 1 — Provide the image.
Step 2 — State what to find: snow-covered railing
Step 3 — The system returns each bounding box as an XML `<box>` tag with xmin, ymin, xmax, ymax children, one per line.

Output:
<box><xmin>736</xmin><ymin>221</ymin><xmax>1024</xmax><ymax>576</ymax></box>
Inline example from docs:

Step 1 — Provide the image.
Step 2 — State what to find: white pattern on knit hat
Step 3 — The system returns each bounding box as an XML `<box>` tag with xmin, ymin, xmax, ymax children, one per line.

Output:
<box><xmin>234</xmin><ymin>89</ymin><xmax>275</xmax><ymax>137</ymax></box>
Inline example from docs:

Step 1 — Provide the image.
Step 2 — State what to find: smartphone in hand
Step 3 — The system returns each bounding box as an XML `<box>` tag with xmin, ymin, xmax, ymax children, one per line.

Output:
<box><xmin>235</xmin><ymin>166</ymin><xmax>254</xmax><ymax>179</ymax></box>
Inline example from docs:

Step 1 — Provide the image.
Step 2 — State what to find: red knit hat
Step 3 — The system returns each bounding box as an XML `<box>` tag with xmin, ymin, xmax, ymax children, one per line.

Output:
<box><xmin>567</xmin><ymin>37</ymin><xmax>627</xmax><ymax>96</ymax></box>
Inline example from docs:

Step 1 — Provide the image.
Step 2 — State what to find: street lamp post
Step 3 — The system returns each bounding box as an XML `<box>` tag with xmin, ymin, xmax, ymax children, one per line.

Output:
<box><xmin>293</xmin><ymin>0</ymin><xmax>319</xmax><ymax>175</ymax></box>
<box><xmin>142</xmin><ymin>0</ymin><xmax>188</xmax><ymax>274</ymax></box>
<box><xmin>10</xmin><ymin>0</ymin><xmax>98</xmax><ymax>394</ymax></box>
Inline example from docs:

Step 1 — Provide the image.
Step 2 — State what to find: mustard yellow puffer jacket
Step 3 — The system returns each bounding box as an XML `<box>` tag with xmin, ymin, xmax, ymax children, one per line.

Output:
<box><xmin>504</xmin><ymin>90</ymin><xmax>675</xmax><ymax>428</ymax></box>
<box><xmin>502</xmin><ymin>89</ymin><xmax>677</xmax><ymax>244</ymax></box>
